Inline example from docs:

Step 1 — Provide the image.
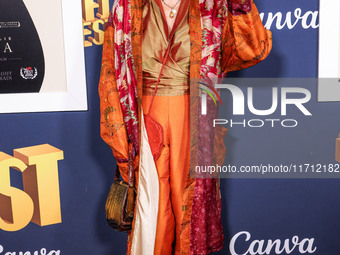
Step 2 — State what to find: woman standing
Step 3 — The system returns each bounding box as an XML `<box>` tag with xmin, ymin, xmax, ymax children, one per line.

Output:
<box><xmin>99</xmin><ymin>0</ymin><xmax>272</xmax><ymax>254</ymax></box>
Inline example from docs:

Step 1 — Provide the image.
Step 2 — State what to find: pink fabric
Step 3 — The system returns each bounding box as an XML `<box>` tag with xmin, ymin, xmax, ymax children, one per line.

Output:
<box><xmin>191</xmin><ymin>179</ymin><xmax>223</xmax><ymax>254</ymax></box>
<box><xmin>108</xmin><ymin>0</ymin><xmax>140</xmax><ymax>155</ymax></box>
<box><xmin>228</xmin><ymin>0</ymin><xmax>252</xmax><ymax>16</ymax></box>
<box><xmin>190</xmin><ymin>0</ymin><xmax>252</xmax><ymax>253</ymax></box>
<box><xmin>189</xmin><ymin>0</ymin><xmax>227</xmax><ymax>253</ymax></box>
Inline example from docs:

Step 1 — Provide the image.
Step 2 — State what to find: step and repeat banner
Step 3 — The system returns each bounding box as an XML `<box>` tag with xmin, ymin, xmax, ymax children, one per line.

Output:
<box><xmin>1</xmin><ymin>0</ymin><xmax>340</xmax><ymax>255</ymax></box>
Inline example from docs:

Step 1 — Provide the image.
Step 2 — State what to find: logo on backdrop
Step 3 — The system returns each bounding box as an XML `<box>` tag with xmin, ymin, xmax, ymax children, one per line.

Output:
<box><xmin>0</xmin><ymin>246</ymin><xmax>60</xmax><ymax>255</ymax></box>
<box><xmin>260</xmin><ymin>8</ymin><xmax>319</xmax><ymax>30</ymax></box>
<box><xmin>229</xmin><ymin>231</ymin><xmax>317</xmax><ymax>255</ymax></box>
<box><xmin>0</xmin><ymin>144</ymin><xmax>64</xmax><ymax>232</ymax></box>
<box><xmin>82</xmin><ymin>0</ymin><xmax>110</xmax><ymax>47</ymax></box>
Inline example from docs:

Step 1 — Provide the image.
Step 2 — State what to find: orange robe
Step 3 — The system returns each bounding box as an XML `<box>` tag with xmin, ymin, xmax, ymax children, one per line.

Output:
<box><xmin>98</xmin><ymin>0</ymin><xmax>272</xmax><ymax>254</ymax></box>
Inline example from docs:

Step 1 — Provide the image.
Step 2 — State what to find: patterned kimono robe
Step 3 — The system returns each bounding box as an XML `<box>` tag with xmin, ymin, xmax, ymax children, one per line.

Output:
<box><xmin>98</xmin><ymin>0</ymin><xmax>272</xmax><ymax>254</ymax></box>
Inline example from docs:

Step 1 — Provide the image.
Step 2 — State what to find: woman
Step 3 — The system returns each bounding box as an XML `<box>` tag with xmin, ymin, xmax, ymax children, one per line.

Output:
<box><xmin>99</xmin><ymin>0</ymin><xmax>272</xmax><ymax>254</ymax></box>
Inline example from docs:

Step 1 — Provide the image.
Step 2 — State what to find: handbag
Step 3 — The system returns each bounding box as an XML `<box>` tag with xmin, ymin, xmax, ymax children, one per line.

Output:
<box><xmin>105</xmin><ymin>150</ymin><xmax>135</xmax><ymax>232</ymax></box>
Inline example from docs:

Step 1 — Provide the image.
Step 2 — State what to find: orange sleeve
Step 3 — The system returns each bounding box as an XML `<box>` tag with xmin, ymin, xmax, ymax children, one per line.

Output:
<box><xmin>221</xmin><ymin>0</ymin><xmax>272</xmax><ymax>73</ymax></box>
<box><xmin>98</xmin><ymin>26</ymin><xmax>130</xmax><ymax>181</ymax></box>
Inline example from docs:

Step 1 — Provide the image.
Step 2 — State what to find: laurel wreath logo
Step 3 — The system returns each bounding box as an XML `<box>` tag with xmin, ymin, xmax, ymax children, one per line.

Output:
<box><xmin>20</xmin><ymin>67</ymin><xmax>38</xmax><ymax>80</ymax></box>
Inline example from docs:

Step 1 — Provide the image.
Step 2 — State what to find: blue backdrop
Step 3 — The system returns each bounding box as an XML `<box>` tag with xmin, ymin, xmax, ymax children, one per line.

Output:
<box><xmin>1</xmin><ymin>0</ymin><xmax>340</xmax><ymax>254</ymax></box>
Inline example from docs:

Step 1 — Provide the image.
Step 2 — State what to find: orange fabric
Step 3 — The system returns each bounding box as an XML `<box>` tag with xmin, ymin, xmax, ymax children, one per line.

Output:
<box><xmin>99</xmin><ymin>27</ymin><xmax>140</xmax><ymax>253</ymax></box>
<box><xmin>142</xmin><ymin>95</ymin><xmax>190</xmax><ymax>255</ymax></box>
<box><xmin>98</xmin><ymin>26</ymin><xmax>132</xmax><ymax>181</ymax></box>
<box><xmin>221</xmin><ymin>1</ymin><xmax>272</xmax><ymax>72</ymax></box>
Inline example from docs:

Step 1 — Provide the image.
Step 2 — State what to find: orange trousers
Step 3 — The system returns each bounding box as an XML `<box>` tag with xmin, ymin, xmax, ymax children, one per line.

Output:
<box><xmin>142</xmin><ymin>95</ymin><xmax>190</xmax><ymax>255</ymax></box>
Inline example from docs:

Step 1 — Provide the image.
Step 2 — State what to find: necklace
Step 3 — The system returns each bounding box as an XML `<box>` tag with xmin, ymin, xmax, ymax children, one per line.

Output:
<box><xmin>161</xmin><ymin>0</ymin><xmax>181</xmax><ymax>18</ymax></box>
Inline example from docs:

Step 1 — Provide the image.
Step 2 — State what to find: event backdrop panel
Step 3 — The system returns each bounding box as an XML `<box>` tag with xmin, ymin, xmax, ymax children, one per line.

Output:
<box><xmin>1</xmin><ymin>0</ymin><xmax>340</xmax><ymax>255</ymax></box>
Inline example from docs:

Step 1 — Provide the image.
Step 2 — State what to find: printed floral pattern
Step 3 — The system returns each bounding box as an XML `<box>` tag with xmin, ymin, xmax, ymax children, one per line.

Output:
<box><xmin>108</xmin><ymin>0</ymin><xmax>140</xmax><ymax>155</ymax></box>
<box><xmin>189</xmin><ymin>0</ymin><xmax>228</xmax><ymax>253</ymax></box>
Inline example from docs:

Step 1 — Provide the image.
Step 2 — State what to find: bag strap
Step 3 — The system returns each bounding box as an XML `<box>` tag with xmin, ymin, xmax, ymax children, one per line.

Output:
<box><xmin>128</xmin><ymin>149</ymin><xmax>134</xmax><ymax>187</ymax></box>
<box><xmin>119</xmin><ymin>31</ymin><xmax>177</xmax><ymax>187</ymax></box>
<box><xmin>145</xmin><ymin>40</ymin><xmax>172</xmax><ymax>116</ymax></box>
<box><xmin>114</xmin><ymin>144</ymin><xmax>135</xmax><ymax>188</ymax></box>
<box><xmin>114</xmin><ymin>165</ymin><xmax>120</xmax><ymax>182</ymax></box>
